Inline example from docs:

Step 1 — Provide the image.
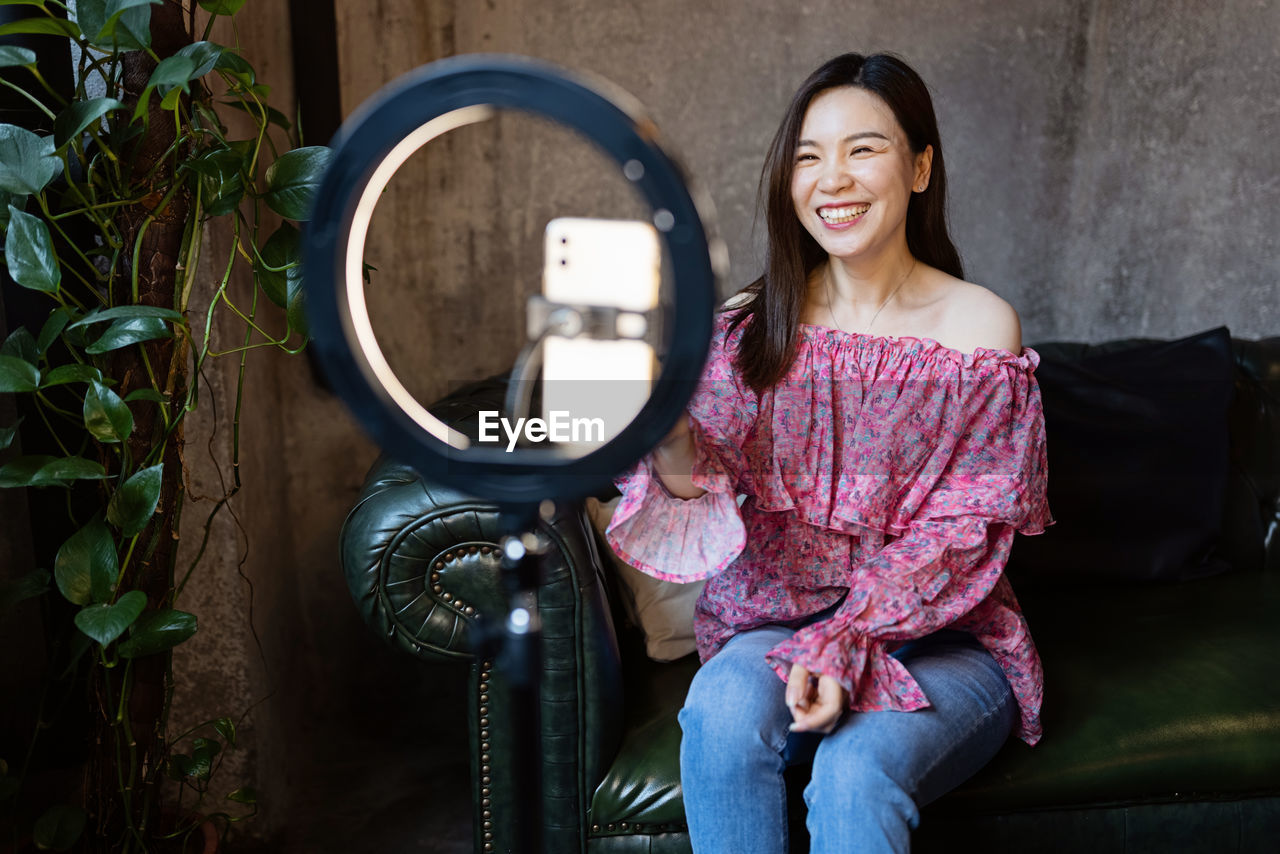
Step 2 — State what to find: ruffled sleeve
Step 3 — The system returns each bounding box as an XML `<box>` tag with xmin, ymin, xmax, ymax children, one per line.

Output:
<box><xmin>605</xmin><ymin>312</ymin><xmax>758</xmax><ymax>583</ymax></box>
<box><xmin>763</xmin><ymin>351</ymin><xmax>1054</xmax><ymax>741</ymax></box>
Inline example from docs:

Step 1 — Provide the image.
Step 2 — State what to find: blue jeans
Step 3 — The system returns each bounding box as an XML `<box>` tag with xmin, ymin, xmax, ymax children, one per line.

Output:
<box><xmin>678</xmin><ymin>623</ymin><xmax>1016</xmax><ymax>854</ymax></box>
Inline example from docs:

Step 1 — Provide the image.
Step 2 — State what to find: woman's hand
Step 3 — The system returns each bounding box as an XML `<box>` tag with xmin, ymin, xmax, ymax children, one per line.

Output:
<box><xmin>652</xmin><ymin>414</ymin><xmax>705</xmax><ymax>499</ymax></box>
<box><xmin>785</xmin><ymin>663</ymin><xmax>848</xmax><ymax>734</ymax></box>
<box><xmin>656</xmin><ymin>412</ymin><xmax>693</xmax><ymax>454</ymax></box>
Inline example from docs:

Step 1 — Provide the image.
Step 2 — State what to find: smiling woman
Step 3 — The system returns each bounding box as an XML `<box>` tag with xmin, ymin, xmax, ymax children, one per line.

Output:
<box><xmin>605</xmin><ymin>52</ymin><xmax>1053</xmax><ymax>854</ymax></box>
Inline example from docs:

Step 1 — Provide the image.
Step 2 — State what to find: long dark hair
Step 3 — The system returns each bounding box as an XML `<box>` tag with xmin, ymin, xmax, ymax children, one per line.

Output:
<box><xmin>729</xmin><ymin>52</ymin><xmax>964</xmax><ymax>392</ymax></box>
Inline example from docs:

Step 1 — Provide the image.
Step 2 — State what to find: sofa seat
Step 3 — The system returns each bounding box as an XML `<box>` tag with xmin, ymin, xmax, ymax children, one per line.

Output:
<box><xmin>584</xmin><ymin>566</ymin><xmax>1280</xmax><ymax>848</ymax></box>
<box><xmin>947</xmin><ymin>566</ymin><xmax>1280</xmax><ymax>809</ymax></box>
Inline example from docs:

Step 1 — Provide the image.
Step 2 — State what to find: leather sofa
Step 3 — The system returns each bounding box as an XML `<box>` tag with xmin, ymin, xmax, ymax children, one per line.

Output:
<box><xmin>339</xmin><ymin>333</ymin><xmax>1280</xmax><ymax>853</ymax></box>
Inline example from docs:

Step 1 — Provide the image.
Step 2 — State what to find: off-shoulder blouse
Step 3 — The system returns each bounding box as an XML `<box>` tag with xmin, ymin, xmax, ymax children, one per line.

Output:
<box><xmin>606</xmin><ymin>310</ymin><xmax>1056</xmax><ymax>746</ymax></box>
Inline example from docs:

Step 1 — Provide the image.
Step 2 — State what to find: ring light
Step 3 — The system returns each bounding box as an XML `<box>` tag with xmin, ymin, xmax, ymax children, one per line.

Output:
<box><xmin>303</xmin><ymin>53</ymin><xmax>722</xmax><ymax>507</ymax></box>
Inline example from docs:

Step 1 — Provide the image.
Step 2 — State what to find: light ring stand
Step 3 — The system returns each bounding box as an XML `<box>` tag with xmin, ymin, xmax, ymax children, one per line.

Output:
<box><xmin>303</xmin><ymin>53</ymin><xmax>721</xmax><ymax>508</ymax></box>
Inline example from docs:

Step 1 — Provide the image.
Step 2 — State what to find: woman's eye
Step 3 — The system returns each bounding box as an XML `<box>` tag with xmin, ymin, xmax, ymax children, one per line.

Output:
<box><xmin>852</xmin><ymin>146</ymin><xmax>872</xmax><ymax>155</ymax></box>
<box><xmin>796</xmin><ymin>153</ymin><xmax>817</xmax><ymax>162</ymax></box>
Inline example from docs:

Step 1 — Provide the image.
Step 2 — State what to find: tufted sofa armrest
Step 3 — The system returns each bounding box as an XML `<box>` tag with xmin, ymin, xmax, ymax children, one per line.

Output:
<box><xmin>339</xmin><ymin>374</ymin><xmax>626</xmax><ymax>853</ymax></box>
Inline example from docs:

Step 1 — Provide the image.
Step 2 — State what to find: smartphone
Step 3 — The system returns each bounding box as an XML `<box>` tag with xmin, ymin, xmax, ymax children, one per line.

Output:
<box><xmin>541</xmin><ymin>217</ymin><xmax>661</xmax><ymax>454</ymax></box>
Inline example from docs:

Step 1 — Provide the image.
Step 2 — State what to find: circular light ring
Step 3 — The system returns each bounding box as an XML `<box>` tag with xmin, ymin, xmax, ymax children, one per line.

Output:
<box><xmin>304</xmin><ymin>54</ymin><xmax>720</xmax><ymax>507</ymax></box>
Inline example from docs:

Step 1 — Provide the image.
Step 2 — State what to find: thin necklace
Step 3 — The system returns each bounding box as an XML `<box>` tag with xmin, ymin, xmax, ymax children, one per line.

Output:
<box><xmin>826</xmin><ymin>259</ymin><xmax>917</xmax><ymax>335</ymax></box>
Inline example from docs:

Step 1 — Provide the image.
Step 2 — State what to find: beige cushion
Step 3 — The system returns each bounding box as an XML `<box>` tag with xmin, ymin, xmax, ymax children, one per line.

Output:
<box><xmin>585</xmin><ymin>496</ymin><xmax>704</xmax><ymax>662</ymax></box>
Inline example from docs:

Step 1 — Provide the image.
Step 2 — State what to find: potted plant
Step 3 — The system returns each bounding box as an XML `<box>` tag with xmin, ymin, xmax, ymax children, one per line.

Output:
<box><xmin>0</xmin><ymin>0</ymin><xmax>327</xmax><ymax>849</ymax></box>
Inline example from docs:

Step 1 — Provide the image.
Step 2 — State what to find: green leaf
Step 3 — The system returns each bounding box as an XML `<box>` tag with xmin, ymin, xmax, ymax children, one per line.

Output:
<box><xmin>0</xmin><ymin>190</ymin><xmax>19</xmax><ymax>228</ymax></box>
<box><xmin>0</xmin><ymin>454</ymin><xmax>56</xmax><ymax>487</ymax></box>
<box><xmin>175</xmin><ymin>41</ymin><xmax>222</xmax><ymax>79</ymax></box>
<box><xmin>166</xmin><ymin>753</ymin><xmax>193</xmax><ymax>781</ymax></box>
<box><xmin>106</xmin><ymin>0</ymin><xmax>160</xmax><ymax>14</ymax></box>
<box><xmin>41</xmin><ymin>363</ymin><xmax>102</xmax><ymax>387</ymax></box>
<box><xmin>0</xmin><ymin>16</ymin><xmax>80</xmax><ymax>39</ymax></box>
<box><xmin>36</xmin><ymin>306</ymin><xmax>75</xmax><ymax>354</ymax></box>
<box><xmin>214</xmin><ymin>716</ymin><xmax>236</xmax><ymax>746</ymax></box>
<box><xmin>189</xmin><ymin>737</ymin><xmax>220</xmax><ymax>780</ymax></box>
<box><xmin>53</xmin><ymin>97</ymin><xmax>125</xmax><ymax>151</ymax></box>
<box><xmin>199</xmin><ymin>0</ymin><xmax>246</xmax><ymax>16</ymax></box>
<box><xmin>83</xmin><ymin>380</ymin><xmax>133</xmax><ymax>443</ymax></box>
<box><xmin>32</xmin><ymin>803</ymin><xmax>86</xmax><ymax>852</ymax></box>
<box><xmin>1</xmin><ymin>455</ymin><xmax>106</xmax><ymax>488</ymax></box>
<box><xmin>287</xmin><ymin>270</ymin><xmax>308</xmax><ymax>339</ymax></box>
<box><xmin>213</xmin><ymin>49</ymin><xmax>255</xmax><ymax>87</ymax></box>
<box><xmin>2</xmin><ymin>326</ymin><xmax>37</xmax><ymax>363</ymax></box>
<box><xmin>180</xmin><ymin>145</ymin><xmax>237</xmax><ymax>179</ymax></box>
<box><xmin>107</xmin><ymin>463</ymin><xmax>162</xmax><ymax>537</ymax></box>
<box><xmin>226</xmin><ymin>786</ymin><xmax>258</xmax><ymax>805</ymax></box>
<box><xmin>147</xmin><ymin>54</ymin><xmax>196</xmax><ymax>94</ymax></box>
<box><xmin>0</xmin><ymin>127</ymin><xmax>56</xmax><ymax>194</ymax></box>
<box><xmin>36</xmin><ymin>456</ymin><xmax>109</xmax><ymax>484</ymax></box>
<box><xmin>255</xmin><ymin>222</ymin><xmax>300</xmax><ymax>308</ymax></box>
<box><xmin>0</xmin><ymin>568</ymin><xmax>49</xmax><ymax>614</ymax></box>
<box><xmin>183</xmin><ymin>147</ymin><xmax>245</xmax><ymax>217</ymax></box>
<box><xmin>0</xmin><ymin>45</ymin><xmax>37</xmax><ymax>69</ymax></box>
<box><xmin>0</xmin><ymin>416</ymin><xmax>20</xmax><ymax>450</ymax></box>
<box><xmin>75</xmin><ymin>590</ymin><xmax>146</xmax><ymax>646</ymax></box>
<box><xmin>85</xmin><ymin>316</ymin><xmax>171</xmax><ymax>353</ymax></box>
<box><xmin>130</xmin><ymin>50</ymin><xmax>197</xmax><ymax>120</ymax></box>
<box><xmin>0</xmin><ymin>354</ymin><xmax>40</xmax><ymax>392</ymax></box>
<box><xmin>5</xmin><ymin>204</ymin><xmax>61</xmax><ymax>292</ymax></box>
<box><xmin>117</xmin><ymin>607</ymin><xmax>196</xmax><ymax>657</ymax></box>
<box><xmin>219</xmin><ymin>98</ymin><xmax>291</xmax><ymax>131</ymax></box>
<box><xmin>67</xmin><ymin>304</ymin><xmax>183</xmax><ymax>328</ymax></box>
<box><xmin>158</xmin><ymin>86</ymin><xmax>182</xmax><ymax>111</ymax></box>
<box><xmin>76</xmin><ymin>0</ymin><xmax>153</xmax><ymax>51</ymax></box>
<box><xmin>54</xmin><ymin>519</ymin><xmax>117</xmax><ymax>605</ymax></box>
<box><xmin>263</xmin><ymin>146</ymin><xmax>331</xmax><ymax>221</ymax></box>
<box><xmin>124</xmin><ymin>387</ymin><xmax>165</xmax><ymax>403</ymax></box>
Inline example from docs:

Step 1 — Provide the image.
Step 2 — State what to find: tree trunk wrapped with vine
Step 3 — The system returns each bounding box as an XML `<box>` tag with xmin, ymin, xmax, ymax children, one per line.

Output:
<box><xmin>0</xmin><ymin>1</ymin><xmax>328</xmax><ymax>849</ymax></box>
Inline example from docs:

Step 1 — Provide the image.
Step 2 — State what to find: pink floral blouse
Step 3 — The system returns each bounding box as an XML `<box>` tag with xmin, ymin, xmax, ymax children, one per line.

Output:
<box><xmin>606</xmin><ymin>310</ymin><xmax>1055</xmax><ymax>746</ymax></box>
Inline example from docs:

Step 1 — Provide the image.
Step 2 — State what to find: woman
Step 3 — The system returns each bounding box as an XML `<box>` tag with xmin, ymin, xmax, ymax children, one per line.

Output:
<box><xmin>606</xmin><ymin>52</ymin><xmax>1053</xmax><ymax>854</ymax></box>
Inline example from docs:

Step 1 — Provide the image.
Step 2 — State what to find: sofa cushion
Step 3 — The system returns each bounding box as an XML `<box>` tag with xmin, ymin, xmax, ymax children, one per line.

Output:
<box><xmin>1009</xmin><ymin>327</ymin><xmax>1236</xmax><ymax>584</ymax></box>
<box><xmin>943</xmin><ymin>567</ymin><xmax>1280</xmax><ymax>810</ymax></box>
<box><xmin>917</xmin><ymin>796</ymin><xmax>1280</xmax><ymax>853</ymax></box>
<box><xmin>590</xmin><ymin>653</ymin><xmax>696</xmax><ymax>832</ymax></box>
<box><xmin>586</xmin><ymin>496</ymin><xmax>704</xmax><ymax>662</ymax></box>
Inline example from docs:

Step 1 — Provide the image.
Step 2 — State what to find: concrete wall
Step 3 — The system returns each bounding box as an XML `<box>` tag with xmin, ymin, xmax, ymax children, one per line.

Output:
<box><xmin>163</xmin><ymin>0</ymin><xmax>1279</xmax><ymax>849</ymax></box>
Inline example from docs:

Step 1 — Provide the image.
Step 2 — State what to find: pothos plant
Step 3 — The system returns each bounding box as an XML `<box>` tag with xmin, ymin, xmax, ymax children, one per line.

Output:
<box><xmin>0</xmin><ymin>0</ymin><xmax>328</xmax><ymax>850</ymax></box>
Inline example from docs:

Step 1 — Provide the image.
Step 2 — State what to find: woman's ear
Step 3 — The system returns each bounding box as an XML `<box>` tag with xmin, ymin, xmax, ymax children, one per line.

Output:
<box><xmin>913</xmin><ymin>144</ymin><xmax>934</xmax><ymax>193</ymax></box>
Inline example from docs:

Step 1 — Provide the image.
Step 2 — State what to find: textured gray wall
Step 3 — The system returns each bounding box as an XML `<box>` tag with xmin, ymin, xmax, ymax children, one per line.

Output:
<box><xmin>157</xmin><ymin>0</ymin><xmax>1279</xmax><ymax>849</ymax></box>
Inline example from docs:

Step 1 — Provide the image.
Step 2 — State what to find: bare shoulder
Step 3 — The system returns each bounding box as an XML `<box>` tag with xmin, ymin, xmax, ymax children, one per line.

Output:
<box><xmin>937</xmin><ymin>280</ymin><xmax>1023</xmax><ymax>355</ymax></box>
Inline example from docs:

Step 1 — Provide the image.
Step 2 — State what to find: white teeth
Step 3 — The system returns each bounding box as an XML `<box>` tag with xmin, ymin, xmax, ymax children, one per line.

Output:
<box><xmin>819</xmin><ymin>204</ymin><xmax>871</xmax><ymax>224</ymax></box>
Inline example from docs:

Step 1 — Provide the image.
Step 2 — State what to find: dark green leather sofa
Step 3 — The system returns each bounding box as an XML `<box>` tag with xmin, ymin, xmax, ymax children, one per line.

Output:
<box><xmin>340</xmin><ymin>334</ymin><xmax>1280</xmax><ymax>853</ymax></box>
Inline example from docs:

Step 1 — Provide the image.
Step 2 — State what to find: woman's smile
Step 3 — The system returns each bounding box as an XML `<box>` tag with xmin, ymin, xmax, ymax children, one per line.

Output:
<box><xmin>817</xmin><ymin>202</ymin><xmax>872</xmax><ymax>227</ymax></box>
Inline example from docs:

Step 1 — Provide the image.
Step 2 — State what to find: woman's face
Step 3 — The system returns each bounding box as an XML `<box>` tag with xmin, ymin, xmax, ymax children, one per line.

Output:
<box><xmin>789</xmin><ymin>86</ymin><xmax>932</xmax><ymax>263</ymax></box>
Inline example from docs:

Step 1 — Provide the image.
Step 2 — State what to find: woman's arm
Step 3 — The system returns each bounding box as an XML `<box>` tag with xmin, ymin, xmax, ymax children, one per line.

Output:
<box><xmin>604</xmin><ymin>314</ymin><xmax>757</xmax><ymax>582</ymax></box>
<box><xmin>651</xmin><ymin>414</ymin><xmax>707</xmax><ymax>500</ymax></box>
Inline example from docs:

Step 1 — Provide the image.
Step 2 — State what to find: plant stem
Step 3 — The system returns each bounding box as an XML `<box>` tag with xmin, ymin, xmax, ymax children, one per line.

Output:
<box><xmin>0</xmin><ymin>78</ymin><xmax>56</xmax><ymax>120</ymax></box>
<box><xmin>25</xmin><ymin>64</ymin><xmax>71</xmax><ymax>109</ymax></box>
<box><xmin>31</xmin><ymin>395</ymin><xmax>75</xmax><ymax>457</ymax></box>
<box><xmin>35</xmin><ymin>195</ymin><xmax>104</xmax><ymax>296</ymax></box>
<box><xmin>127</xmin><ymin>182</ymin><xmax>183</xmax><ymax>303</ymax></box>
<box><xmin>176</xmin><ymin>183</ymin><xmax>204</xmax><ymax>313</ymax></box>
<box><xmin>48</xmin><ymin>195</ymin><xmax>144</xmax><ymax>222</ymax></box>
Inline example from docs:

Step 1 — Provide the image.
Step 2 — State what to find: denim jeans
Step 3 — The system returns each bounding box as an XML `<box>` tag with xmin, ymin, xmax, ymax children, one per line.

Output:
<box><xmin>678</xmin><ymin>621</ymin><xmax>1016</xmax><ymax>854</ymax></box>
